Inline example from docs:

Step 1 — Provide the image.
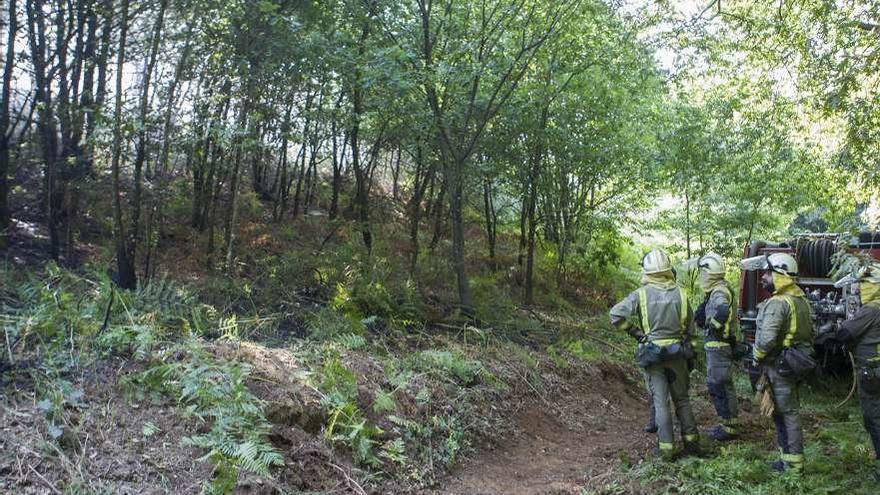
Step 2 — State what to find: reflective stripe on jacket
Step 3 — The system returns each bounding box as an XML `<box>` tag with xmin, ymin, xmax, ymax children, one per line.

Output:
<box><xmin>754</xmin><ymin>294</ymin><xmax>813</xmax><ymax>361</ymax></box>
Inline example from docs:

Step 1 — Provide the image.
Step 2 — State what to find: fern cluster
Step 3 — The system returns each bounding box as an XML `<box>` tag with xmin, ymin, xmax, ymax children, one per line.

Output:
<box><xmin>125</xmin><ymin>346</ymin><xmax>284</xmax><ymax>484</ymax></box>
<box><xmin>2</xmin><ymin>265</ymin><xmax>287</xmax><ymax>493</ymax></box>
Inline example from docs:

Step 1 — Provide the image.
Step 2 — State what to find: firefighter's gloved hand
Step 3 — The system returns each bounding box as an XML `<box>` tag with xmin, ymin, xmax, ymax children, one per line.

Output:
<box><xmin>817</xmin><ymin>321</ymin><xmax>834</xmax><ymax>335</ymax></box>
<box><xmin>732</xmin><ymin>342</ymin><xmax>750</xmax><ymax>360</ymax></box>
<box><xmin>694</xmin><ymin>301</ymin><xmax>707</xmax><ymax>328</ymax></box>
<box><xmin>834</xmin><ymin>326</ymin><xmax>852</xmax><ymax>343</ymax></box>
<box><xmin>636</xmin><ymin>334</ymin><xmax>649</xmax><ymax>345</ymax></box>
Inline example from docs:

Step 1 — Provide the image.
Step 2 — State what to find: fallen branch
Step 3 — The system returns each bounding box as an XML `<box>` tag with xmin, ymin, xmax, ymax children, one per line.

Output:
<box><xmin>316</xmin><ymin>221</ymin><xmax>344</xmax><ymax>255</ymax></box>
<box><xmin>329</xmin><ymin>462</ymin><xmax>366</xmax><ymax>495</ymax></box>
<box><xmin>514</xmin><ymin>366</ymin><xmax>554</xmax><ymax>412</ymax></box>
<box><xmin>580</xmin><ymin>331</ymin><xmax>629</xmax><ymax>356</ymax></box>
<box><xmin>27</xmin><ymin>464</ymin><xmax>61</xmax><ymax>495</ymax></box>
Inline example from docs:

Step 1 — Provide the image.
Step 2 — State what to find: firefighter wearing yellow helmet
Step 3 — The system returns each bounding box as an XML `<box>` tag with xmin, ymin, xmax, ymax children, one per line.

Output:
<box><xmin>609</xmin><ymin>249</ymin><xmax>702</xmax><ymax>459</ymax></box>
<box><xmin>833</xmin><ymin>263</ymin><xmax>880</xmax><ymax>482</ymax></box>
<box><xmin>742</xmin><ymin>252</ymin><xmax>815</xmax><ymax>474</ymax></box>
<box><xmin>693</xmin><ymin>253</ymin><xmax>740</xmax><ymax>441</ymax></box>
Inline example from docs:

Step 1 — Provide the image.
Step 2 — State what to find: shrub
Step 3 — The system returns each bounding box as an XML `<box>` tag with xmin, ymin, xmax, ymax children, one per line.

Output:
<box><xmin>122</xmin><ymin>345</ymin><xmax>284</xmax><ymax>488</ymax></box>
<box><xmin>408</xmin><ymin>350</ymin><xmax>485</xmax><ymax>386</ymax></box>
<box><xmin>307</xmin><ymin>306</ymin><xmax>363</xmax><ymax>341</ymax></box>
<box><xmin>470</xmin><ymin>275</ymin><xmax>516</xmax><ymax>326</ymax></box>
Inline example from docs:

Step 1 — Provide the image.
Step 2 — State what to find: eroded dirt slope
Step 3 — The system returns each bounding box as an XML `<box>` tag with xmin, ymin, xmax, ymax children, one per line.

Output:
<box><xmin>437</xmin><ymin>362</ymin><xmax>652</xmax><ymax>495</ymax></box>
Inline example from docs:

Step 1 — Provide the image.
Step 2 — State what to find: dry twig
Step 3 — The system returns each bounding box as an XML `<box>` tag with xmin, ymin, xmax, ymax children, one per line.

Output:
<box><xmin>27</xmin><ymin>464</ymin><xmax>62</xmax><ymax>495</ymax></box>
<box><xmin>328</xmin><ymin>462</ymin><xmax>366</xmax><ymax>495</ymax></box>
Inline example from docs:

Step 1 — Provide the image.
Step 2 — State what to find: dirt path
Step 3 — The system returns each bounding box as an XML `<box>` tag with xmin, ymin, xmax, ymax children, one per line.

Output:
<box><xmin>437</xmin><ymin>369</ymin><xmax>654</xmax><ymax>495</ymax></box>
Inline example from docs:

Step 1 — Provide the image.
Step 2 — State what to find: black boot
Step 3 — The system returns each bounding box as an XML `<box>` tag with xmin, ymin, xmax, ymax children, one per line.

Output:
<box><xmin>707</xmin><ymin>424</ymin><xmax>734</xmax><ymax>442</ymax></box>
<box><xmin>683</xmin><ymin>440</ymin><xmax>709</xmax><ymax>458</ymax></box>
<box><xmin>649</xmin><ymin>446</ymin><xmax>675</xmax><ymax>461</ymax></box>
<box><xmin>768</xmin><ymin>459</ymin><xmax>786</xmax><ymax>473</ymax></box>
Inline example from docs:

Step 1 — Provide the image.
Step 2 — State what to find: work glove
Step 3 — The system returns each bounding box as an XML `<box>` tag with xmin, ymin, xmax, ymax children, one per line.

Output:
<box><xmin>834</xmin><ymin>325</ymin><xmax>852</xmax><ymax>343</ymax></box>
<box><xmin>694</xmin><ymin>301</ymin><xmax>707</xmax><ymax>328</ymax></box>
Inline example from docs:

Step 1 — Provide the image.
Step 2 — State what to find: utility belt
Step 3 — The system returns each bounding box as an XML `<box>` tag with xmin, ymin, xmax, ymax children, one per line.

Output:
<box><xmin>703</xmin><ymin>326</ymin><xmax>727</xmax><ymax>343</ymax></box>
<box><xmin>703</xmin><ymin>328</ymin><xmax>750</xmax><ymax>360</ymax></box>
<box><xmin>858</xmin><ymin>361</ymin><xmax>880</xmax><ymax>395</ymax></box>
<box><xmin>774</xmin><ymin>343</ymin><xmax>817</xmax><ymax>378</ymax></box>
<box><xmin>636</xmin><ymin>339</ymin><xmax>694</xmax><ymax>368</ymax></box>
<box><xmin>703</xmin><ymin>330</ymin><xmax>731</xmax><ymax>349</ymax></box>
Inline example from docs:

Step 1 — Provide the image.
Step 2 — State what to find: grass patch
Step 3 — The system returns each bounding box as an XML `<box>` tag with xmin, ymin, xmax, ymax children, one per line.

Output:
<box><xmin>625</xmin><ymin>382</ymin><xmax>879</xmax><ymax>495</ymax></box>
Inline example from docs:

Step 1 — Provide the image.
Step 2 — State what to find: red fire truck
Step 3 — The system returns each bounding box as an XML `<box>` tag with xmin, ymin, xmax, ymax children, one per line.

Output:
<box><xmin>738</xmin><ymin>232</ymin><xmax>880</xmax><ymax>375</ymax></box>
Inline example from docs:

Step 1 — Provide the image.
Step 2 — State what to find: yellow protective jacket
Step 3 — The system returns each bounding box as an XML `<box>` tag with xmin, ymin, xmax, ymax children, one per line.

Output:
<box><xmin>753</xmin><ymin>275</ymin><xmax>814</xmax><ymax>362</ymax></box>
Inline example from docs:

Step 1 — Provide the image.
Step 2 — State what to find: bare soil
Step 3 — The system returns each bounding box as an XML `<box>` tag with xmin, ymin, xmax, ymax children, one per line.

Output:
<box><xmin>0</xmin><ymin>340</ymin><xmax>661</xmax><ymax>495</ymax></box>
<box><xmin>0</xmin><ymin>360</ymin><xmax>212</xmax><ymax>494</ymax></box>
<box><xmin>435</xmin><ymin>363</ymin><xmax>653</xmax><ymax>495</ymax></box>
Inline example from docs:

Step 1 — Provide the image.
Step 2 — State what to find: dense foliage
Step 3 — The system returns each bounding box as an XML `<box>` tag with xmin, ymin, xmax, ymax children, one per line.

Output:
<box><xmin>3</xmin><ymin>2</ymin><xmax>880</xmax><ymax>493</ymax></box>
<box><xmin>3</xmin><ymin>0</ymin><xmax>869</xmax><ymax>311</ymax></box>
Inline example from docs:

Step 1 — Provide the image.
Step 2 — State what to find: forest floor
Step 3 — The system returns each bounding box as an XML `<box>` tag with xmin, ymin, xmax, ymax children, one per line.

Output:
<box><xmin>3</xmin><ymin>221</ymin><xmax>879</xmax><ymax>495</ymax></box>
<box><xmin>434</xmin><ymin>365</ymin><xmax>652</xmax><ymax>495</ymax></box>
<box><xmin>0</xmin><ymin>335</ymin><xmax>659</xmax><ymax>495</ymax></box>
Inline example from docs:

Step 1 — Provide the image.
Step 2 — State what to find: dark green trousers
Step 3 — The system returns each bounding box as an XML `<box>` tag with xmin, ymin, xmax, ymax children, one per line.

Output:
<box><xmin>858</xmin><ymin>368</ymin><xmax>880</xmax><ymax>460</ymax></box>
<box><xmin>706</xmin><ymin>345</ymin><xmax>739</xmax><ymax>432</ymax></box>
<box><xmin>767</xmin><ymin>364</ymin><xmax>804</xmax><ymax>470</ymax></box>
<box><xmin>643</xmin><ymin>357</ymin><xmax>698</xmax><ymax>452</ymax></box>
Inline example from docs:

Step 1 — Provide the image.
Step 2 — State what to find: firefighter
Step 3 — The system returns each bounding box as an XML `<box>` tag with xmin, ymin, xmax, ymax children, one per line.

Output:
<box><xmin>610</xmin><ymin>249</ymin><xmax>702</xmax><ymax>459</ymax></box>
<box><xmin>832</xmin><ymin>263</ymin><xmax>880</xmax><ymax>482</ymax></box>
<box><xmin>743</xmin><ymin>252</ymin><xmax>815</xmax><ymax>474</ymax></box>
<box><xmin>693</xmin><ymin>253</ymin><xmax>740</xmax><ymax>441</ymax></box>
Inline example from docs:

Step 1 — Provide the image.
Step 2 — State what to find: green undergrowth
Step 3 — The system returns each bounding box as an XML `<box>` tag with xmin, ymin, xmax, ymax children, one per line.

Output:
<box><xmin>294</xmin><ymin>327</ymin><xmax>509</xmax><ymax>487</ymax></box>
<box><xmin>0</xmin><ymin>264</ymin><xmax>283</xmax><ymax>493</ymax></box>
<box><xmin>548</xmin><ymin>315</ymin><xmax>638</xmax><ymax>369</ymax></box>
<box><xmin>613</xmin><ymin>381</ymin><xmax>879</xmax><ymax>495</ymax></box>
<box><xmin>1</xmin><ymin>259</ymin><xmax>634</xmax><ymax>492</ymax></box>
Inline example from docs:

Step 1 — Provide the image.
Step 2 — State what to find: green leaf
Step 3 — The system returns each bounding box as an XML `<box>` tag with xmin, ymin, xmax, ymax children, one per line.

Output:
<box><xmin>142</xmin><ymin>421</ymin><xmax>161</xmax><ymax>438</ymax></box>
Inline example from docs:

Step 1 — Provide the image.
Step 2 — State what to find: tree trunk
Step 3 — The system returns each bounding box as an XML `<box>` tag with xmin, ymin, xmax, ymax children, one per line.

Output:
<box><xmin>482</xmin><ymin>175</ymin><xmax>496</xmax><ymax>261</ymax></box>
<box><xmin>110</xmin><ymin>0</ymin><xmax>135</xmax><ymax>288</ymax></box>
<box><xmin>250</xmin><ymin>124</ymin><xmax>270</xmax><ymax>198</ymax></box>
<box><xmin>685</xmin><ymin>187</ymin><xmax>691</xmax><ymax>259</ymax></box>
<box><xmin>27</xmin><ymin>0</ymin><xmax>61</xmax><ymax>261</ymax></box>
<box><xmin>80</xmin><ymin>0</ymin><xmax>99</xmax><ymax>142</ymax></box>
<box><xmin>446</xmin><ymin>158</ymin><xmax>474</xmax><ymax>317</ymax></box>
<box><xmin>523</xmin><ymin>99</ymin><xmax>550</xmax><ymax>305</ymax></box>
<box><xmin>517</xmin><ymin>190</ymin><xmax>527</xmax><ymax>267</ymax></box>
<box><xmin>290</xmin><ymin>141</ymin><xmax>308</xmax><ymax>217</ymax></box>
<box><xmin>305</xmin><ymin>135</ymin><xmax>320</xmax><ymax>212</ymax></box>
<box><xmin>0</xmin><ymin>0</ymin><xmax>17</xmax><ymax>246</ymax></box>
<box><xmin>272</xmin><ymin>103</ymin><xmax>293</xmax><ymax>221</ymax></box>
<box><xmin>524</xmin><ymin>179</ymin><xmax>538</xmax><ymax>305</ymax></box>
<box><xmin>224</xmin><ymin>92</ymin><xmax>251</xmax><ymax>271</ymax></box>
<box><xmin>391</xmin><ymin>147</ymin><xmax>401</xmax><ymax>202</ymax></box>
<box><xmin>291</xmin><ymin>91</ymin><xmax>314</xmax><ymax>218</ymax></box>
<box><xmin>408</xmin><ymin>145</ymin><xmax>435</xmax><ymax>275</ymax></box>
<box><xmin>95</xmin><ymin>0</ymin><xmax>113</xmax><ymax>107</ymax></box>
<box><xmin>127</xmin><ymin>0</ymin><xmax>167</xmax><ymax>282</ymax></box>
<box><xmin>330</xmin><ymin>126</ymin><xmax>347</xmax><ymax>220</ymax></box>
<box><xmin>146</xmin><ymin>23</ymin><xmax>194</xmax><ymax>276</ymax></box>
<box><xmin>350</xmin><ymin>23</ymin><xmax>372</xmax><ymax>253</ymax></box>
<box><xmin>429</xmin><ymin>178</ymin><xmax>446</xmax><ymax>251</ymax></box>
<box><xmin>281</xmin><ymin>144</ymin><xmax>304</xmax><ymax>218</ymax></box>
<box><xmin>54</xmin><ymin>0</ymin><xmax>70</xmax><ymax>260</ymax></box>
